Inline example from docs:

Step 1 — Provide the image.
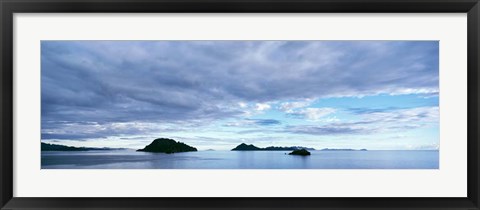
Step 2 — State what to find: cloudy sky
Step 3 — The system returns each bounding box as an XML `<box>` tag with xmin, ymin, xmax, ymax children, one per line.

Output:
<box><xmin>41</xmin><ymin>41</ymin><xmax>439</xmax><ymax>150</ymax></box>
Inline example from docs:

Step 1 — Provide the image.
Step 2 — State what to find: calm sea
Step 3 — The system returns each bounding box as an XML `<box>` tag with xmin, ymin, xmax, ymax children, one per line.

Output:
<box><xmin>41</xmin><ymin>150</ymin><xmax>439</xmax><ymax>169</ymax></box>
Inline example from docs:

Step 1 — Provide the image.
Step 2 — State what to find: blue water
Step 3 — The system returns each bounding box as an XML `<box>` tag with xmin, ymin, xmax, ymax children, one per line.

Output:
<box><xmin>41</xmin><ymin>150</ymin><xmax>439</xmax><ymax>169</ymax></box>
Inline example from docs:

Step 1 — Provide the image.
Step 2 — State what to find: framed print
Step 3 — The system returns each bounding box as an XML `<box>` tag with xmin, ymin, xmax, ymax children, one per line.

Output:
<box><xmin>1</xmin><ymin>0</ymin><xmax>479</xmax><ymax>209</ymax></box>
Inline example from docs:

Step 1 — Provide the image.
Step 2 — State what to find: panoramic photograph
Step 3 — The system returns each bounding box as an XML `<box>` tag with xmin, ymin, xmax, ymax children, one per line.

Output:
<box><xmin>41</xmin><ymin>41</ymin><xmax>439</xmax><ymax>169</ymax></box>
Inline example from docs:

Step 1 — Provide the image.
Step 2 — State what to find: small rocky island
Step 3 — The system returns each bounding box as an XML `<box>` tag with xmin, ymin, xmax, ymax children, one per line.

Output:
<box><xmin>137</xmin><ymin>138</ymin><xmax>197</xmax><ymax>154</ymax></box>
<box><xmin>231</xmin><ymin>143</ymin><xmax>315</xmax><ymax>151</ymax></box>
<box><xmin>289</xmin><ymin>149</ymin><xmax>311</xmax><ymax>156</ymax></box>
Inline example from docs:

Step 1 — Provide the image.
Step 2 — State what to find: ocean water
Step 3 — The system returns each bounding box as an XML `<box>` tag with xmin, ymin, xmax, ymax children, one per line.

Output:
<box><xmin>41</xmin><ymin>150</ymin><xmax>439</xmax><ymax>169</ymax></box>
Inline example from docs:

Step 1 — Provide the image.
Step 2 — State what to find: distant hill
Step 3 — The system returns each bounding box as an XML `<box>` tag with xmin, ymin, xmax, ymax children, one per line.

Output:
<box><xmin>232</xmin><ymin>143</ymin><xmax>315</xmax><ymax>151</ymax></box>
<box><xmin>137</xmin><ymin>138</ymin><xmax>197</xmax><ymax>154</ymax></box>
<box><xmin>321</xmin><ymin>148</ymin><xmax>367</xmax><ymax>151</ymax></box>
<box><xmin>41</xmin><ymin>142</ymin><xmax>120</xmax><ymax>151</ymax></box>
<box><xmin>263</xmin><ymin>146</ymin><xmax>316</xmax><ymax>151</ymax></box>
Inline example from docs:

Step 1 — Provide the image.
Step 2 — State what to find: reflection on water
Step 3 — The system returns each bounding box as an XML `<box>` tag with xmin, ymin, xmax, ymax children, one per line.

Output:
<box><xmin>41</xmin><ymin>150</ymin><xmax>439</xmax><ymax>169</ymax></box>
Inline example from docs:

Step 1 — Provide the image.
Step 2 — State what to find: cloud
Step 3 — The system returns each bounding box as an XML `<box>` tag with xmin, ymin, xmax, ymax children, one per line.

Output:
<box><xmin>41</xmin><ymin>121</ymin><xmax>196</xmax><ymax>140</ymax></box>
<box><xmin>255</xmin><ymin>103</ymin><xmax>271</xmax><ymax>111</ymax></box>
<box><xmin>286</xmin><ymin>125</ymin><xmax>368</xmax><ymax>135</ymax></box>
<box><xmin>253</xmin><ymin>119</ymin><xmax>281</xmax><ymax>126</ymax></box>
<box><xmin>288</xmin><ymin>108</ymin><xmax>336</xmax><ymax>120</ymax></box>
<box><xmin>363</xmin><ymin>106</ymin><xmax>439</xmax><ymax>124</ymax></box>
<box><xmin>41</xmin><ymin>41</ymin><xmax>438</xmax><ymax>141</ymax></box>
<box><xmin>285</xmin><ymin>106</ymin><xmax>438</xmax><ymax>136</ymax></box>
<box><xmin>279</xmin><ymin>99</ymin><xmax>335</xmax><ymax>120</ymax></box>
<box><xmin>224</xmin><ymin>118</ymin><xmax>281</xmax><ymax>127</ymax></box>
<box><xmin>234</xmin><ymin>102</ymin><xmax>272</xmax><ymax>117</ymax></box>
<box><xmin>279</xmin><ymin>100</ymin><xmax>313</xmax><ymax>113</ymax></box>
<box><xmin>238</xmin><ymin>102</ymin><xmax>248</xmax><ymax>108</ymax></box>
<box><xmin>348</xmin><ymin>107</ymin><xmax>396</xmax><ymax>114</ymax></box>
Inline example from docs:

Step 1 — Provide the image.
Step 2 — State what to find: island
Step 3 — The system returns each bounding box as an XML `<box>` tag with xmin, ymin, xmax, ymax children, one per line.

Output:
<box><xmin>137</xmin><ymin>138</ymin><xmax>197</xmax><ymax>154</ymax></box>
<box><xmin>41</xmin><ymin>142</ymin><xmax>120</xmax><ymax>151</ymax></box>
<box><xmin>231</xmin><ymin>143</ymin><xmax>315</xmax><ymax>151</ymax></box>
<box><xmin>231</xmin><ymin>143</ymin><xmax>262</xmax><ymax>151</ymax></box>
<box><xmin>289</xmin><ymin>149</ymin><xmax>311</xmax><ymax>156</ymax></box>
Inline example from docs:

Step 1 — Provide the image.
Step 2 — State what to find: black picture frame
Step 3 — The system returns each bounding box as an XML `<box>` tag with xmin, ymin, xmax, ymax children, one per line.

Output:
<box><xmin>1</xmin><ymin>0</ymin><xmax>479</xmax><ymax>209</ymax></box>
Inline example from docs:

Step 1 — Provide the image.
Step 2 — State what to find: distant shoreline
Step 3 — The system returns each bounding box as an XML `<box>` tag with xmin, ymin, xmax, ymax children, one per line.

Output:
<box><xmin>41</xmin><ymin>141</ymin><xmax>439</xmax><ymax>152</ymax></box>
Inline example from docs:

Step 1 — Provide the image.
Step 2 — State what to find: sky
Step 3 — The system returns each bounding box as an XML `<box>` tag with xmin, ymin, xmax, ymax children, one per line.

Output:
<box><xmin>41</xmin><ymin>41</ymin><xmax>439</xmax><ymax>150</ymax></box>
